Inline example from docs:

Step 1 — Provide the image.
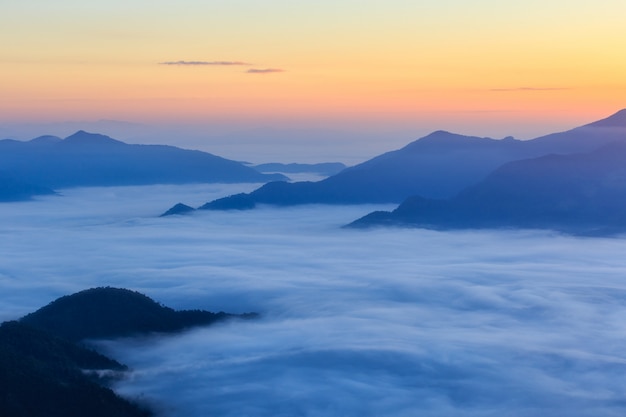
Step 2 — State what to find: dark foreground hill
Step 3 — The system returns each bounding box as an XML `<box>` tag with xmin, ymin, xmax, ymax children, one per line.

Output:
<box><xmin>348</xmin><ymin>142</ymin><xmax>626</xmax><ymax>236</ymax></box>
<box><xmin>21</xmin><ymin>286</ymin><xmax>254</xmax><ymax>342</ymax></box>
<box><xmin>0</xmin><ymin>131</ymin><xmax>285</xmax><ymax>190</ymax></box>
<box><xmin>0</xmin><ymin>321</ymin><xmax>150</xmax><ymax>417</ymax></box>
<box><xmin>175</xmin><ymin>109</ymin><xmax>626</xmax><ymax>214</ymax></box>
<box><xmin>1</xmin><ymin>287</ymin><xmax>257</xmax><ymax>417</ymax></box>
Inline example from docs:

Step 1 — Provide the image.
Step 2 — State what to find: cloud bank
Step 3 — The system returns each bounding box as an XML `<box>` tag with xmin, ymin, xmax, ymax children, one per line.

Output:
<box><xmin>2</xmin><ymin>184</ymin><xmax>626</xmax><ymax>416</ymax></box>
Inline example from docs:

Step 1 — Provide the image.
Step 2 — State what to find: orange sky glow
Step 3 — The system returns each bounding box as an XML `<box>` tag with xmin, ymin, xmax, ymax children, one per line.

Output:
<box><xmin>2</xmin><ymin>0</ymin><xmax>625</xmax><ymax>161</ymax></box>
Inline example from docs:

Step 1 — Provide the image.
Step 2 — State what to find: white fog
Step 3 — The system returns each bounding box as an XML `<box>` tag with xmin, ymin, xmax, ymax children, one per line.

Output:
<box><xmin>2</xmin><ymin>184</ymin><xmax>626</xmax><ymax>416</ymax></box>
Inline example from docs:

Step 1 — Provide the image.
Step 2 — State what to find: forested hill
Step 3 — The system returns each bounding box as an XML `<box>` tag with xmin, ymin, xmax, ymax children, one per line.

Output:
<box><xmin>0</xmin><ymin>320</ymin><xmax>151</xmax><ymax>417</ymax></box>
<box><xmin>21</xmin><ymin>286</ymin><xmax>254</xmax><ymax>342</ymax></box>
<box><xmin>1</xmin><ymin>287</ymin><xmax>257</xmax><ymax>417</ymax></box>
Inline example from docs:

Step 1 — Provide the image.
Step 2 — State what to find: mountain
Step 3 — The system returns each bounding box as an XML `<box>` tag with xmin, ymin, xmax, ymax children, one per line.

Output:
<box><xmin>160</xmin><ymin>202</ymin><xmax>196</xmax><ymax>216</ymax></box>
<box><xmin>189</xmin><ymin>109</ymin><xmax>626</xmax><ymax>212</ymax></box>
<box><xmin>252</xmin><ymin>162</ymin><xmax>347</xmax><ymax>176</ymax></box>
<box><xmin>206</xmin><ymin>131</ymin><xmax>539</xmax><ymax>208</ymax></box>
<box><xmin>525</xmin><ymin>108</ymin><xmax>626</xmax><ymax>153</ymax></box>
<box><xmin>2</xmin><ymin>287</ymin><xmax>258</xmax><ymax>417</ymax></box>
<box><xmin>0</xmin><ymin>172</ymin><xmax>55</xmax><ymax>201</ymax></box>
<box><xmin>584</xmin><ymin>108</ymin><xmax>626</xmax><ymax>128</ymax></box>
<box><xmin>0</xmin><ymin>130</ymin><xmax>286</xmax><ymax>189</ymax></box>
<box><xmin>0</xmin><ymin>321</ymin><xmax>149</xmax><ymax>417</ymax></box>
<box><xmin>21</xmin><ymin>287</ymin><xmax>255</xmax><ymax>342</ymax></box>
<box><xmin>348</xmin><ymin>142</ymin><xmax>626</xmax><ymax>236</ymax></box>
<box><xmin>28</xmin><ymin>134</ymin><xmax>63</xmax><ymax>144</ymax></box>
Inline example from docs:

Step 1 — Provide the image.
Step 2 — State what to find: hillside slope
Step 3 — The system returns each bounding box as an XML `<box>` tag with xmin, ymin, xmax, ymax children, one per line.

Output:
<box><xmin>21</xmin><ymin>287</ymin><xmax>252</xmax><ymax>342</ymax></box>
<box><xmin>187</xmin><ymin>109</ymin><xmax>626</xmax><ymax>212</ymax></box>
<box><xmin>0</xmin><ymin>131</ymin><xmax>285</xmax><ymax>189</ymax></box>
<box><xmin>349</xmin><ymin>142</ymin><xmax>626</xmax><ymax>236</ymax></box>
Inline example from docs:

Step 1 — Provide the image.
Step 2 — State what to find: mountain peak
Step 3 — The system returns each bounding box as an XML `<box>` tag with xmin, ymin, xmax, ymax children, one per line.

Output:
<box><xmin>19</xmin><ymin>286</ymin><xmax>242</xmax><ymax>342</ymax></box>
<box><xmin>402</xmin><ymin>130</ymin><xmax>495</xmax><ymax>151</ymax></box>
<box><xmin>63</xmin><ymin>130</ymin><xmax>125</xmax><ymax>146</ymax></box>
<box><xmin>424</xmin><ymin>130</ymin><xmax>455</xmax><ymax>138</ymax></box>
<box><xmin>584</xmin><ymin>109</ymin><xmax>626</xmax><ymax>128</ymax></box>
<box><xmin>29</xmin><ymin>135</ymin><xmax>62</xmax><ymax>144</ymax></box>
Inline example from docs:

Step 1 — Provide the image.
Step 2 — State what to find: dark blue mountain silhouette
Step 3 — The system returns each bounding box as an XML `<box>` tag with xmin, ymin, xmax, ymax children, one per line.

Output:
<box><xmin>2</xmin><ymin>287</ymin><xmax>257</xmax><ymax>417</ymax></box>
<box><xmin>160</xmin><ymin>202</ymin><xmax>196</xmax><ymax>216</ymax></box>
<box><xmin>0</xmin><ymin>320</ymin><xmax>150</xmax><ymax>417</ymax></box>
<box><xmin>0</xmin><ymin>130</ymin><xmax>285</xmax><ymax>190</ymax></box>
<box><xmin>179</xmin><ymin>109</ymin><xmax>626</xmax><ymax>213</ymax></box>
<box><xmin>0</xmin><ymin>172</ymin><xmax>55</xmax><ymax>201</ymax></box>
<box><xmin>252</xmin><ymin>162</ymin><xmax>347</xmax><ymax>176</ymax></box>
<box><xmin>20</xmin><ymin>287</ymin><xmax>254</xmax><ymax>342</ymax></box>
<box><xmin>348</xmin><ymin>142</ymin><xmax>626</xmax><ymax>236</ymax></box>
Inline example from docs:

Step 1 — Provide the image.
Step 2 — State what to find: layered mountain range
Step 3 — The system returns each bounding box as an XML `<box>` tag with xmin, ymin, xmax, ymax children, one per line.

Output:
<box><xmin>349</xmin><ymin>141</ymin><xmax>626</xmax><ymax>235</ymax></box>
<box><xmin>0</xmin><ymin>131</ymin><xmax>285</xmax><ymax>201</ymax></box>
<box><xmin>171</xmin><ymin>109</ymin><xmax>626</xmax><ymax>235</ymax></box>
<box><xmin>347</xmin><ymin>110</ymin><xmax>626</xmax><ymax>235</ymax></box>
<box><xmin>6</xmin><ymin>110</ymin><xmax>626</xmax><ymax>235</ymax></box>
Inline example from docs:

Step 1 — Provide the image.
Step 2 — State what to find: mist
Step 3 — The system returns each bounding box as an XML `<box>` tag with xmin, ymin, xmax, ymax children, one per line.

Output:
<box><xmin>0</xmin><ymin>115</ymin><xmax>578</xmax><ymax>166</ymax></box>
<box><xmin>3</xmin><ymin>184</ymin><xmax>626</xmax><ymax>416</ymax></box>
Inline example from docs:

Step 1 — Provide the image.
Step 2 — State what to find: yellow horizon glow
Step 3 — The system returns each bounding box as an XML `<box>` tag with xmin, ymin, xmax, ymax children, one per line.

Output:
<box><xmin>2</xmin><ymin>0</ymin><xmax>625</xmax><ymax>137</ymax></box>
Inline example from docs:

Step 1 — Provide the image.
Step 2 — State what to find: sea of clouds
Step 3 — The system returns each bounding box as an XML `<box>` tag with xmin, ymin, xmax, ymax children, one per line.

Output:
<box><xmin>3</xmin><ymin>184</ymin><xmax>626</xmax><ymax>416</ymax></box>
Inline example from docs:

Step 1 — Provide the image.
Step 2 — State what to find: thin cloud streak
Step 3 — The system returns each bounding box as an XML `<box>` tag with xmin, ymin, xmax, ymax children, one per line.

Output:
<box><xmin>160</xmin><ymin>60</ymin><xmax>251</xmax><ymax>66</ymax></box>
<box><xmin>490</xmin><ymin>87</ymin><xmax>571</xmax><ymax>92</ymax></box>
<box><xmin>246</xmin><ymin>68</ymin><xmax>285</xmax><ymax>74</ymax></box>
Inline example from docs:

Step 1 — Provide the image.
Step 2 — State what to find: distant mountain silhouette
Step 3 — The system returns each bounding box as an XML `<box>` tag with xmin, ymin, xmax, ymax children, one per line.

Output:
<box><xmin>252</xmin><ymin>162</ymin><xmax>347</xmax><ymax>176</ymax></box>
<box><xmin>21</xmin><ymin>287</ymin><xmax>255</xmax><ymax>342</ymax></box>
<box><xmin>0</xmin><ymin>172</ymin><xmax>55</xmax><ymax>201</ymax></box>
<box><xmin>160</xmin><ymin>202</ymin><xmax>196</xmax><ymax>216</ymax></box>
<box><xmin>583</xmin><ymin>108</ymin><xmax>626</xmax><ymax>128</ymax></box>
<box><xmin>525</xmin><ymin>109</ymin><xmax>626</xmax><ymax>153</ymax></box>
<box><xmin>199</xmin><ymin>192</ymin><xmax>256</xmax><ymax>211</ymax></box>
<box><xmin>188</xmin><ymin>109</ymin><xmax>626</xmax><ymax>212</ymax></box>
<box><xmin>0</xmin><ymin>130</ymin><xmax>285</xmax><ymax>189</ymax></box>
<box><xmin>349</xmin><ymin>142</ymin><xmax>626</xmax><ymax>236</ymax></box>
<box><xmin>28</xmin><ymin>134</ymin><xmax>63</xmax><ymax>144</ymax></box>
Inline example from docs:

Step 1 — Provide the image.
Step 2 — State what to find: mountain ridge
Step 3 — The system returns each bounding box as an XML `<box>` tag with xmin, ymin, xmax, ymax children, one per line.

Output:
<box><xmin>167</xmin><ymin>109</ymin><xmax>626</xmax><ymax>215</ymax></box>
<box><xmin>583</xmin><ymin>108</ymin><xmax>626</xmax><ymax>128</ymax></box>
<box><xmin>21</xmin><ymin>286</ymin><xmax>255</xmax><ymax>342</ymax></box>
<box><xmin>0</xmin><ymin>131</ymin><xmax>286</xmax><ymax>191</ymax></box>
<box><xmin>348</xmin><ymin>141</ymin><xmax>626</xmax><ymax>235</ymax></box>
<box><xmin>0</xmin><ymin>172</ymin><xmax>56</xmax><ymax>201</ymax></box>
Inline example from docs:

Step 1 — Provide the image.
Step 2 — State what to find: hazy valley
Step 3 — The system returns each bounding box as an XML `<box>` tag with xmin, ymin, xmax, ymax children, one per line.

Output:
<box><xmin>3</xmin><ymin>110</ymin><xmax>626</xmax><ymax>416</ymax></box>
<box><xmin>3</xmin><ymin>179</ymin><xmax>626</xmax><ymax>416</ymax></box>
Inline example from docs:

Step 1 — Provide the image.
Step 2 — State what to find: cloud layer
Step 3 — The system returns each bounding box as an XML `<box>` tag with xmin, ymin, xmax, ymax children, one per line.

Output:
<box><xmin>3</xmin><ymin>184</ymin><xmax>626</xmax><ymax>416</ymax></box>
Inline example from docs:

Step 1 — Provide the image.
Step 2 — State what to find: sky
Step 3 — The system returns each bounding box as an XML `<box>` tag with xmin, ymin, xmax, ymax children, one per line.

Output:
<box><xmin>3</xmin><ymin>184</ymin><xmax>626</xmax><ymax>416</ymax></box>
<box><xmin>2</xmin><ymin>1</ymin><xmax>626</xmax><ymax>161</ymax></box>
